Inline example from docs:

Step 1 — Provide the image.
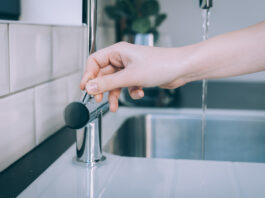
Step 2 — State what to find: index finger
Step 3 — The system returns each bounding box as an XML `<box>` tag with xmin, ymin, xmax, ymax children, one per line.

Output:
<box><xmin>80</xmin><ymin>46</ymin><xmax>114</xmax><ymax>90</ymax></box>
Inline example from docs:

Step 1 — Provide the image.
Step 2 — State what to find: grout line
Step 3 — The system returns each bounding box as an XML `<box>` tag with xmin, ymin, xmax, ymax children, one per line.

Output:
<box><xmin>7</xmin><ymin>23</ymin><xmax>11</xmax><ymax>94</ymax></box>
<box><xmin>32</xmin><ymin>87</ymin><xmax>38</xmax><ymax>146</ymax></box>
<box><xmin>0</xmin><ymin>20</ymin><xmax>85</xmax><ymax>28</ymax></box>
<box><xmin>51</xmin><ymin>25</ymin><xmax>54</xmax><ymax>82</ymax></box>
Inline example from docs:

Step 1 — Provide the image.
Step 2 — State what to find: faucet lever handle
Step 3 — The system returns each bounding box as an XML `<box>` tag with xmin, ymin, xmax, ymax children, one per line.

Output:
<box><xmin>64</xmin><ymin>102</ymin><xmax>90</xmax><ymax>129</ymax></box>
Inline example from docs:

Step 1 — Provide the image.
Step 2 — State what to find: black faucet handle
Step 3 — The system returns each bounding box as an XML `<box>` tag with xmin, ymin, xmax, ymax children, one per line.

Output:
<box><xmin>64</xmin><ymin>102</ymin><xmax>90</xmax><ymax>129</ymax></box>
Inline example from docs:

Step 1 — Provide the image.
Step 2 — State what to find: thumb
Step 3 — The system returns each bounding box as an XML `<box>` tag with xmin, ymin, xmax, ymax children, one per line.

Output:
<box><xmin>85</xmin><ymin>70</ymin><xmax>131</xmax><ymax>94</ymax></box>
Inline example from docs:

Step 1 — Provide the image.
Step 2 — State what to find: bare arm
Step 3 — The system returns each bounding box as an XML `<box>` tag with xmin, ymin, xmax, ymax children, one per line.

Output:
<box><xmin>184</xmin><ymin>20</ymin><xmax>265</xmax><ymax>82</ymax></box>
<box><xmin>80</xmin><ymin>20</ymin><xmax>265</xmax><ymax>112</ymax></box>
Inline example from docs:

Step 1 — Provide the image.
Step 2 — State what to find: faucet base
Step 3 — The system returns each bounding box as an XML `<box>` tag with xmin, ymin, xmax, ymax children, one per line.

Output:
<box><xmin>72</xmin><ymin>156</ymin><xmax>106</xmax><ymax>167</ymax></box>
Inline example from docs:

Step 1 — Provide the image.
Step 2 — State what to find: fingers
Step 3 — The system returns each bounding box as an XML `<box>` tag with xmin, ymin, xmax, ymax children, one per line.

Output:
<box><xmin>85</xmin><ymin>69</ymin><xmax>133</xmax><ymax>95</ymax></box>
<box><xmin>128</xmin><ymin>86</ymin><xmax>144</xmax><ymax>99</ymax></box>
<box><xmin>94</xmin><ymin>94</ymin><xmax>103</xmax><ymax>102</ymax></box>
<box><xmin>108</xmin><ymin>88</ymin><xmax>121</xmax><ymax>112</ymax></box>
<box><xmin>93</xmin><ymin>65</ymin><xmax>117</xmax><ymax>103</ymax></box>
<box><xmin>80</xmin><ymin>42</ymin><xmax>128</xmax><ymax>90</ymax></box>
<box><xmin>80</xmin><ymin>42</ymin><xmax>134</xmax><ymax>109</ymax></box>
<box><xmin>80</xmin><ymin>47</ymin><xmax>113</xmax><ymax>90</ymax></box>
<box><xmin>80</xmin><ymin>71</ymin><xmax>96</xmax><ymax>90</ymax></box>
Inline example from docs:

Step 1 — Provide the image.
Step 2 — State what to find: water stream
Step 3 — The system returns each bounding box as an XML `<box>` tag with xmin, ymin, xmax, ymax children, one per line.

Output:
<box><xmin>201</xmin><ymin>9</ymin><xmax>210</xmax><ymax>160</ymax></box>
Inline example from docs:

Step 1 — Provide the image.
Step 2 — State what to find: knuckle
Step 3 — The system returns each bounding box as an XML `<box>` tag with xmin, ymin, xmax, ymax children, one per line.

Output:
<box><xmin>84</xmin><ymin>71</ymin><xmax>96</xmax><ymax>79</ymax></box>
<box><xmin>90</xmin><ymin>72</ymin><xmax>97</xmax><ymax>79</ymax></box>
<box><xmin>96</xmin><ymin>77</ymin><xmax>104</xmax><ymax>92</ymax></box>
<box><xmin>117</xmin><ymin>41</ymin><xmax>129</xmax><ymax>47</ymax></box>
<box><xmin>86</xmin><ymin>55</ymin><xmax>94</xmax><ymax>65</ymax></box>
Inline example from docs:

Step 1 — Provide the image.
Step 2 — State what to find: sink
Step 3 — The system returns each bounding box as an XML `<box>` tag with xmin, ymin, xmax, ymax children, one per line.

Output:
<box><xmin>17</xmin><ymin>108</ymin><xmax>265</xmax><ymax>198</ymax></box>
<box><xmin>104</xmin><ymin>112</ymin><xmax>265</xmax><ymax>163</ymax></box>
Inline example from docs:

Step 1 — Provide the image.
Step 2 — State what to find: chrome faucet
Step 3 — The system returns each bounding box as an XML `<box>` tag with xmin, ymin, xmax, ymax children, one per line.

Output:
<box><xmin>64</xmin><ymin>99</ymin><xmax>109</xmax><ymax>166</ymax></box>
<box><xmin>64</xmin><ymin>0</ymin><xmax>109</xmax><ymax>167</ymax></box>
<box><xmin>199</xmin><ymin>0</ymin><xmax>213</xmax><ymax>9</ymax></box>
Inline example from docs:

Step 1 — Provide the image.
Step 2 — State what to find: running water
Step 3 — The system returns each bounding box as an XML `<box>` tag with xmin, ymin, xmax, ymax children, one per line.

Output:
<box><xmin>201</xmin><ymin>9</ymin><xmax>210</xmax><ymax>160</ymax></box>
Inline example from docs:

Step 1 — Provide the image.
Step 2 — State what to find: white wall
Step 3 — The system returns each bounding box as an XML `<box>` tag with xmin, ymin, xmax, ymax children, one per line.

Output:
<box><xmin>0</xmin><ymin>22</ymin><xmax>84</xmax><ymax>171</ymax></box>
<box><xmin>19</xmin><ymin>0</ymin><xmax>116</xmax><ymax>49</ymax></box>
<box><xmin>20</xmin><ymin>0</ymin><xmax>82</xmax><ymax>25</ymax></box>
<box><xmin>158</xmin><ymin>0</ymin><xmax>265</xmax><ymax>82</ymax></box>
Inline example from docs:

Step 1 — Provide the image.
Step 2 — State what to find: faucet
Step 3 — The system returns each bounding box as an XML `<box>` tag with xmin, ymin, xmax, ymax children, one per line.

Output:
<box><xmin>199</xmin><ymin>0</ymin><xmax>213</xmax><ymax>9</ymax></box>
<box><xmin>64</xmin><ymin>0</ymin><xmax>109</xmax><ymax>167</ymax></box>
<box><xmin>64</xmin><ymin>99</ymin><xmax>109</xmax><ymax>166</ymax></box>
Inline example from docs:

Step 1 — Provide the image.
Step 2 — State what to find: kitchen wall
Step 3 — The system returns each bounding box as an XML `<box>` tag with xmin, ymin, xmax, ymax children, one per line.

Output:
<box><xmin>19</xmin><ymin>0</ymin><xmax>82</xmax><ymax>25</ymax></box>
<box><xmin>19</xmin><ymin>0</ymin><xmax>115</xmax><ymax>50</ymax></box>
<box><xmin>0</xmin><ymin>22</ymin><xmax>85</xmax><ymax>171</ymax></box>
<box><xmin>158</xmin><ymin>0</ymin><xmax>265</xmax><ymax>81</ymax></box>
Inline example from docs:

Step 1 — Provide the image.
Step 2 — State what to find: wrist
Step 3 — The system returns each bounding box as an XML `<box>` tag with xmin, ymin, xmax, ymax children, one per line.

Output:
<box><xmin>170</xmin><ymin>43</ymin><xmax>203</xmax><ymax>85</ymax></box>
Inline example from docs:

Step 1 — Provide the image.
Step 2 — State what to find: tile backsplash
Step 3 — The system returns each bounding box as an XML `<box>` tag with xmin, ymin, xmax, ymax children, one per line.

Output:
<box><xmin>0</xmin><ymin>22</ymin><xmax>86</xmax><ymax>172</ymax></box>
<box><xmin>52</xmin><ymin>26</ymin><xmax>83</xmax><ymax>78</ymax></box>
<box><xmin>34</xmin><ymin>78</ymin><xmax>69</xmax><ymax>145</ymax></box>
<box><xmin>0</xmin><ymin>89</ymin><xmax>35</xmax><ymax>171</ymax></box>
<box><xmin>9</xmin><ymin>24</ymin><xmax>52</xmax><ymax>92</ymax></box>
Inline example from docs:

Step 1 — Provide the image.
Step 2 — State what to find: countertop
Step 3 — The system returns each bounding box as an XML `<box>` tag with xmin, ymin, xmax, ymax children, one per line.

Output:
<box><xmin>16</xmin><ymin>107</ymin><xmax>265</xmax><ymax>198</ymax></box>
<box><xmin>18</xmin><ymin>143</ymin><xmax>265</xmax><ymax>198</ymax></box>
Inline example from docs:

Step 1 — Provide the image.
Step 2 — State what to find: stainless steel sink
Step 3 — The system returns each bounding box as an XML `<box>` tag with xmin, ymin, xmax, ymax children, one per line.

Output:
<box><xmin>104</xmin><ymin>112</ymin><xmax>265</xmax><ymax>163</ymax></box>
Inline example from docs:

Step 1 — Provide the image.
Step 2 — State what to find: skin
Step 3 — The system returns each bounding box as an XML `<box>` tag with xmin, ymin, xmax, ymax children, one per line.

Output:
<box><xmin>80</xmin><ymin>20</ymin><xmax>265</xmax><ymax>112</ymax></box>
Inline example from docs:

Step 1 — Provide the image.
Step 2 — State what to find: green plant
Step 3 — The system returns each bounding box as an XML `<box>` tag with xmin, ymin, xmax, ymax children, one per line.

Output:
<box><xmin>105</xmin><ymin>0</ymin><xmax>167</xmax><ymax>41</ymax></box>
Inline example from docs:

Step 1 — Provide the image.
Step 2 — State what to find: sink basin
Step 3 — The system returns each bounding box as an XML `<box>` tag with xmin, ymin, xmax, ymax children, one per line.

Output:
<box><xmin>104</xmin><ymin>112</ymin><xmax>265</xmax><ymax>163</ymax></box>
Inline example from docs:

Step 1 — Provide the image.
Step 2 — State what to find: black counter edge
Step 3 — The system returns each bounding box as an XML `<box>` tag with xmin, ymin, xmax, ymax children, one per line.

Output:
<box><xmin>0</xmin><ymin>126</ymin><xmax>76</xmax><ymax>198</ymax></box>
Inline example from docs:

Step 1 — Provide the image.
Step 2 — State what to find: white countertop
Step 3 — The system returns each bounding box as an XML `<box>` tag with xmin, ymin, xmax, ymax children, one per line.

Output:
<box><xmin>18</xmin><ymin>107</ymin><xmax>265</xmax><ymax>198</ymax></box>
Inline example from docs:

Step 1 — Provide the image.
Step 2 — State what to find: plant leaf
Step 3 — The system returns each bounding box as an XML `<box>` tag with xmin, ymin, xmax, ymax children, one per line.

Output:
<box><xmin>104</xmin><ymin>6</ymin><xmax>127</xmax><ymax>20</ymax></box>
<box><xmin>132</xmin><ymin>18</ymin><xmax>151</xmax><ymax>34</ymax></box>
<box><xmin>121</xmin><ymin>0</ymin><xmax>137</xmax><ymax>17</ymax></box>
<box><xmin>141</xmin><ymin>1</ymin><xmax>159</xmax><ymax>16</ymax></box>
<box><xmin>155</xmin><ymin>13</ymin><xmax>167</xmax><ymax>27</ymax></box>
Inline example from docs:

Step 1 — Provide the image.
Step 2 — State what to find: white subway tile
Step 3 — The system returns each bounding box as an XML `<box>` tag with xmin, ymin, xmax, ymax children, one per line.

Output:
<box><xmin>52</xmin><ymin>26</ymin><xmax>83</xmax><ymax>78</ymax></box>
<box><xmin>9</xmin><ymin>24</ymin><xmax>52</xmax><ymax>92</ymax></box>
<box><xmin>67</xmin><ymin>72</ymin><xmax>82</xmax><ymax>102</ymax></box>
<box><xmin>0</xmin><ymin>89</ymin><xmax>35</xmax><ymax>171</ymax></box>
<box><xmin>0</xmin><ymin>24</ymin><xmax>9</xmax><ymax>96</ymax></box>
<box><xmin>35</xmin><ymin>78</ymin><xmax>68</xmax><ymax>144</ymax></box>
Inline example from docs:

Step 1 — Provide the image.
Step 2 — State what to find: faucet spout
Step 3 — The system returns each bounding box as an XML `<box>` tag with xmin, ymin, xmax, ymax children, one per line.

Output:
<box><xmin>199</xmin><ymin>0</ymin><xmax>213</xmax><ymax>9</ymax></box>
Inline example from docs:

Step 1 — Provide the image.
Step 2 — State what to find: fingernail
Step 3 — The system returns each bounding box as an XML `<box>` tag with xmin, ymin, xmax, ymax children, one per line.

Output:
<box><xmin>138</xmin><ymin>90</ymin><xmax>144</xmax><ymax>97</ymax></box>
<box><xmin>86</xmin><ymin>82</ymin><xmax>98</xmax><ymax>93</ymax></box>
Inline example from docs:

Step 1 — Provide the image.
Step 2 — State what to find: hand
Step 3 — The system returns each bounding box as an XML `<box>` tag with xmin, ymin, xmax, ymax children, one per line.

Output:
<box><xmin>80</xmin><ymin>42</ymin><xmax>192</xmax><ymax>112</ymax></box>
<box><xmin>80</xmin><ymin>21</ymin><xmax>265</xmax><ymax>112</ymax></box>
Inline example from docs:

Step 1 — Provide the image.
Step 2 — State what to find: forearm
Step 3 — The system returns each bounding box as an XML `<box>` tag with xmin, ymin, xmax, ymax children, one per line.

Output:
<box><xmin>181</xmin><ymin>20</ymin><xmax>265</xmax><ymax>82</ymax></box>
